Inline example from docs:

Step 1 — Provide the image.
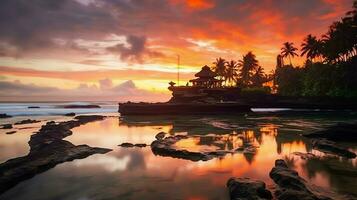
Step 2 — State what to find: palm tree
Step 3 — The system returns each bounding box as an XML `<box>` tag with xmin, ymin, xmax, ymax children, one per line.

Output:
<box><xmin>225</xmin><ymin>60</ymin><xmax>239</xmax><ymax>86</ymax></box>
<box><xmin>281</xmin><ymin>42</ymin><xmax>299</xmax><ymax>65</ymax></box>
<box><xmin>251</xmin><ymin>66</ymin><xmax>266</xmax><ymax>87</ymax></box>
<box><xmin>301</xmin><ymin>34</ymin><xmax>319</xmax><ymax>61</ymax></box>
<box><xmin>212</xmin><ymin>57</ymin><xmax>227</xmax><ymax>81</ymax></box>
<box><xmin>238</xmin><ymin>52</ymin><xmax>259</xmax><ymax>86</ymax></box>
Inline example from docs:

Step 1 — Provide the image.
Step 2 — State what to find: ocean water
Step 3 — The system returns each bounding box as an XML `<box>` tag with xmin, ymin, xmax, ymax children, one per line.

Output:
<box><xmin>0</xmin><ymin>102</ymin><xmax>118</xmax><ymax>117</ymax></box>
<box><xmin>0</xmin><ymin>103</ymin><xmax>357</xmax><ymax>200</ymax></box>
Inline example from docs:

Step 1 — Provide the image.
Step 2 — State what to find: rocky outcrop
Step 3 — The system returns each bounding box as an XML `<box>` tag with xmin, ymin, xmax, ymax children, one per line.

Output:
<box><xmin>155</xmin><ymin>132</ymin><xmax>167</xmax><ymax>140</ymax></box>
<box><xmin>1</xmin><ymin>124</ymin><xmax>13</xmax><ymax>129</ymax></box>
<box><xmin>151</xmin><ymin>135</ymin><xmax>213</xmax><ymax>161</ymax></box>
<box><xmin>305</xmin><ymin>123</ymin><xmax>357</xmax><ymax>142</ymax></box>
<box><xmin>292</xmin><ymin>152</ymin><xmax>317</xmax><ymax>160</ymax></box>
<box><xmin>0</xmin><ymin>115</ymin><xmax>111</xmax><ymax>194</ymax></box>
<box><xmin>269</xmin><ymin>159</ymin><xmax>331</xmax><ymax>200</ymax></box>
<box><xmin>0</xmin><ymin>114</ymin><xmax>12</xmax><ymax>118</ymax></box>
<box><xmin>118</xmin><ymin>143</ymin><xmax>147</xmax><ymax>148</ymax></box>
<box><xmin>14</xmin><ymin>119</ymin><xmax>41</xmax><ymax>125</ymax></box>
<box><xmin>150</xmin><ymin>132</ymin><xmax>259</xmax><ymax>162</ymax></box>
<box><xmin>151</xmin><ymin>134</ymin><xmax>234</xmax><ymax>161</ymax></box>
<box><xmin>311</xmin><ymin>139</ymin><xmax>356</xmax><ymax>158</ymax></box>
<box><xmin>64</xmin><ymin>112</ymin><xmax>76</xmax><ymax>116</ymax></box>
<box><xmin>28</xmin><ymin>106</ymin><xmax>40</xmax><ymax>109</ymax></box>
<box><xmin>29</xmin><ymin>115</ymin><xmax>105</xmax><ymax>151</ymax></box>
<box><xmin>226</xmin><ymin>177</ymin><xmax>272</xmax><ymax>200</ymax></box>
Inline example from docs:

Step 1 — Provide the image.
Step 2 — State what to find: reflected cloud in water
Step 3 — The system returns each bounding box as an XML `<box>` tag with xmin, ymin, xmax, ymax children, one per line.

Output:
<box><xmin>1</xmin><ymin>114</ymin><xmax>357</xmax><ymax>199</ymax></box>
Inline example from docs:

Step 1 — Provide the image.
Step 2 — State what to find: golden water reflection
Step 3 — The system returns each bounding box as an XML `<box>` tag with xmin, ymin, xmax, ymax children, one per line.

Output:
<box><xmin>1</xmin><ymin>115</ymin><xmax>357</xmax><ymax>200</ymax></box>
<box><xmin>67</xmin><ymin>117</ymin><xmax>356</xmax><ymax>198</ymax></box>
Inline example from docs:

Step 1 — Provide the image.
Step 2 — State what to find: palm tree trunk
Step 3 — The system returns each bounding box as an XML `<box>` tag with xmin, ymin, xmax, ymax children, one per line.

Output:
<box><xmin>289</xmin><ymin>55</ymin><xmax>292</xmax><ymax>66</ymax></box>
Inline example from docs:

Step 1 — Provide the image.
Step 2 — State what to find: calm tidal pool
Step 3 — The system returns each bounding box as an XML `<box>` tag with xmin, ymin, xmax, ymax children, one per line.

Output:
<box><xmin>1</xmin><ymin>112</ymin><xmax>357</xmax><ymax>200</ymax></box>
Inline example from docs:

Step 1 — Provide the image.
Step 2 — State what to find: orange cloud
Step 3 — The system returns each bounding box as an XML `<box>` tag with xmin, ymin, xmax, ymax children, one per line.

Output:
<box><xmin>170</xmin><ymin>0</ymin><xmax>214</xmax><ymax>10</ymax></box>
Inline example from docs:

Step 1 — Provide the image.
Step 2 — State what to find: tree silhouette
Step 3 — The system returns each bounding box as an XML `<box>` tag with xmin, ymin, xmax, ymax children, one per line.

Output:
<box><xmin>301</xmin><ymin>34</ymin><xmax>323</xmax><ymax>62</ymax></box>
<box><xmin>212</xmin><ymin>57</ymin><xmax>227</xmax><ymax>82</ymax></box>
<box><xmin>238</xmin><ymin>52</ymin><xmax>259</xmax><ymax>86</ymax></box>
<box><xmin>281</xmin><ymin>42</ymin><xmax>299</xmax><ymax>65</ymax></box>
<box><xmin>225</xmin><ymin>60</ymin><xmax>239</xmax><ymax>86</ymax></box>
<box><xmin>251</xmin><ymin>66</ymin><xmax>266</xmax><ymax>87</ymax></box>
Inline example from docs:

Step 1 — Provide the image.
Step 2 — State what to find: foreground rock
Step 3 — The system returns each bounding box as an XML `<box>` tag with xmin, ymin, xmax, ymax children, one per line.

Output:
<box><xmin>151</xmin><ymin>134</ymin><xmax>237</xmax><ymax>161</ymax></box>
<box><xmin>151</xmin><ymin>135</ymin><xmax>213</xmax><ymax>161</ymax></box>
<box><xmin>312</xmin><ymin>139</ymin><xmax>356</xmax><ymax>158</ymax></box>
<box><xmin>14</xmin><ymin>119</ymin><xmax>41</xmax><ymax>125</ymax></box>
<box><xmin>0</xmin><ymin>140</ymin><xmax>110</xmax><ymax>193</ymax></box>
<box><xmin>155</xmin><ymin>132</ymin><xmax>167</xmax><ymax>140</ymax></box>
<box><xmin>0</xmin><ymin>113</ymin><xmax>12</xmax><ymax>118</ymax></box>
<box><xmin>1</xmin><ymin>124</ymin><xmax>13</xmax><ymax>129</ymax></box>
<box><xmin>269</xmin><ymin>159</ymin><xmax>331</xmax><ymax>200</ymax></box>
<box><xmin>118</xmin><ymin>143</ymin><xmax>147</xmax><ymax>148</ymax></box>
<box><xmin>0</xmin><ymin>115</ymin><xmax>111</xmax><ymax>194</ymax></box>
<box><xmin>30</xmin><ymin>115</ymin><xmax>105</xmax><ymax>151</ymax></box>
<box><xmin>305</xmin><ymin>123</ymin><xmax>357</xmax><ymax>142</ymax></box>
<box><xmin>227</xmin><ymin>177</ymin><xmax>272</xmax><ymax>200</ymax></box>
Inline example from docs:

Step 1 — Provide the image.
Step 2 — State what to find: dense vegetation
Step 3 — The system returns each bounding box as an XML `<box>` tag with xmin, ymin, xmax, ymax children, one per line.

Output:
<box><xmin>208</xmin><ymin>1</ymin><xmax>357</xmax><ymax>98</ymax></box>
<box><xmin>210</xmin><ymin>53</ymin><xmax>270</xmax><ymax>88</ymax></box>
<box><xmin>275</xmin><ymin>1</ymin><xmax>357</xmax><ymax>98</ymax></box>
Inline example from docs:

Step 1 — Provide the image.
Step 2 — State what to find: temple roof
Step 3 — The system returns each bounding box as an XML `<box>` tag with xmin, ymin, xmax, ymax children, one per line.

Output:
<box><xmin>195</xmin><ymin>65</ymin><xmax>217</xmax><ymax>78</ymax></box>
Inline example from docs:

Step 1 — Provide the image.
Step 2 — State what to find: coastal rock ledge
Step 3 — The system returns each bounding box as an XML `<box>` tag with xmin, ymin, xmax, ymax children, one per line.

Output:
<box><xmin>226</xmin><ymin>177</ymin><xmax>272</xmax><ymax>200</ymax></box>
<box><xmin>0</xmin><ymin>115</ymin><xmax>112</xmax><ymax>194</ymax></box>
<box><xmin>269</xmin><ymin>159</ymin><xmax>331</xmax><ymax>200</ymax></box>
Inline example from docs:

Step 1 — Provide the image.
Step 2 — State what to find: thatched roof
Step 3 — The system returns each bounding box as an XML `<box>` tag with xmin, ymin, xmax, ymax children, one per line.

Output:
<box><xmin>195</xmin><ymin>65</ymin><xmax>217</xmax><ymax>78</ymax></box>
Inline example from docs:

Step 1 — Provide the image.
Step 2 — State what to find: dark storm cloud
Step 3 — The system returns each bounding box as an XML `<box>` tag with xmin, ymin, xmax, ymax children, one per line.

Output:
<box><xmin>107</xmin><ymin>35</ymin><xmax>163</xmax><ymax>62</ymax></box>
<box><xmin>0</xmin><ymin>0</ymin><xmax>117</xmax><ymax>56</ymax></box>
<box><xmin>0</xmin><ymin>0</ymin><xmax>352</xmax><ymax>59</ymax></box>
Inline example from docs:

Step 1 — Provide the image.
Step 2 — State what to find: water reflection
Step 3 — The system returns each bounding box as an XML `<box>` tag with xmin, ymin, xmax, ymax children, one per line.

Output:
<box><xmin>1</xmin><ymin>114</ymin><xmax>357</xmax><ymax>199</ymax></box>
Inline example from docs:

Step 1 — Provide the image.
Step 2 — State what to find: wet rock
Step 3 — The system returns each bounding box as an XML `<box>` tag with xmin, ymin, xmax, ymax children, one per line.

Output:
<box><xmin>151</xmin><ymin>133</ymin><xmax>259</xmax><ymax>162</ymax></box>
<box><xmin>1</xmin><ymin>124</ymin><xmax>13</xmax><ymax>129</ymax></box>
<box><xmin>305</xmin><ymin>123</ymin><xmax>357</xmax><ymax>142</ymax></box>
<box><xmin>155</xmin><ymin>132</ymin><xmax>167</xmax><ymax>140</ymax></box>
<box><xmin>292</xmin><ymin>152</ymin><xmax>317</xmax><ymax>160</ymax></box>
<box><xmin>312</xmin><ymin>139</ymin><xmax>356</xmax><ymax>159</ymax></box>
<box><xmin>15</xmin><ymin>119</ymin><xmax>41</xmax><ymax>125</ymax></box>
<box><xmin>0</xmin><ymin>140</ymin><xmax>110</xmax><ymax>194</ymax></box>
<box><xmin>74</xmin><ymin>115</ymin><xmax>105</xmax><ymax>123</ymax></box>
<box><xmin>63</xmin><ymin>104</ymin><xmax>100</xmax><ymax>109</ymax></box>
<box><xmin>5</xmin><ymin>131</ymin><xmax>16</xmax><ymax>135</ymax></box>
<box><xmin>28</xmin><ymin>106</ymin><xmax>40</xmax><ymax>109</ymax></box>
<box><xmin>118</xmin><ymin>143</ymin><xmax>147</xmax><ymax>148</ymax></box>
<box><xmin>29</xmin><ymin>115</ymin><xmax>105</xmax><ymax>151</ymax></box>
<box><xmin>151</xmin><ymin>135</ymin><xmax>217</xmax><ymax>161</ymax></box>
<box><xmin>151</xmin><ymin>135</ymin><xmax>212</xmax><ymax>161</ymax></box>
<box><xmin>64</xmin><ymin>112</ymin><xmax>76</xmax><ymax>116</ymax></box>
<box><xmin>227</xmin><ymin>177</ymin><xmax>272</xmax><ymax>200</ymax></box>
<box><xmin>269</xmin><ymin>159</ymin><xmax>331</xmax><ymax>200</ymax></box>
<box><xmin>119</xmin><ymin>142</ymin><xmax>135</xmax><ymax>147</ymax></box>
<box><xmin>134</xmin><ymin>143</ymin><xmax>147</xmax><ymax>147</ymax></box>
<box><xmin>0</xmin><ymin>115</ymin><xmax>111</xmax><ymax>194</ymax></box>
<box><xmin>0</xmin><ymin>113</ymin><xmax>12</xmax><ymax>118</ymax></box>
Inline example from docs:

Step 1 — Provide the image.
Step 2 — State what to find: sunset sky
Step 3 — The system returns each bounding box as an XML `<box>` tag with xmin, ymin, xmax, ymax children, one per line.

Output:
<box><xmin>0</xmin><ymin>0</ymin><xmax>353</xmax><ymax>101</ymax></box>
